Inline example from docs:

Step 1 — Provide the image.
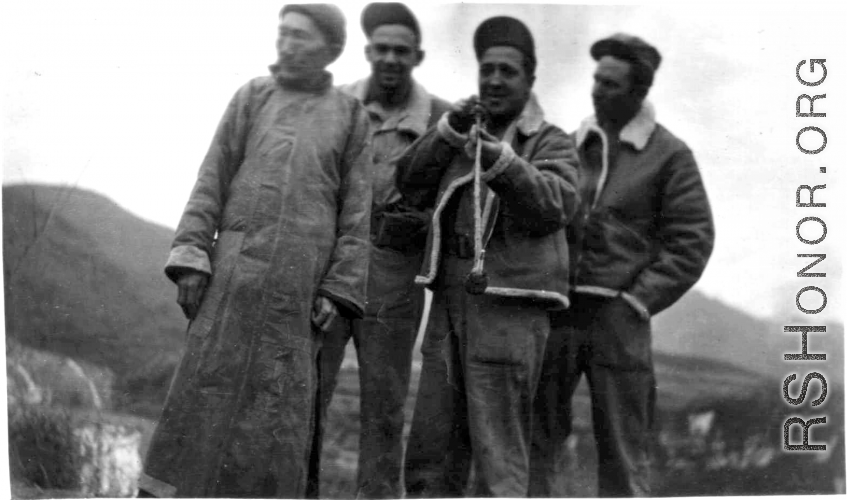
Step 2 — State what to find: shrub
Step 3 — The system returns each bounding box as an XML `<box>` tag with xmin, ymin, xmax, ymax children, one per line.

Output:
<box><xmin>8</xmin><ymin>405</ymin><xmax>81</xmax><ymax>490</ymax></box>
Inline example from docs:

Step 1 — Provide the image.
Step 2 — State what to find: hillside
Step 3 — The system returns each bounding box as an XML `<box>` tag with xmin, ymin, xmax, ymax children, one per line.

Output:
<box><xmin>653</xmin><ymin>288</ymin><xmax>844</xmax><ymax>382</ymax></box>
<box><xmin>3</xmin><ymin>183</ymin><xmax>187</xmax><ymax>416</ymax></box>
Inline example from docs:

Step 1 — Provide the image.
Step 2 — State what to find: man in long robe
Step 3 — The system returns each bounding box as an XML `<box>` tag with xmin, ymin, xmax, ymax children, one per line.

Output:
<box><xmin>137</xmin><ymin>4</ymin><xmax>373</xmax><ymax>498</ymax></box>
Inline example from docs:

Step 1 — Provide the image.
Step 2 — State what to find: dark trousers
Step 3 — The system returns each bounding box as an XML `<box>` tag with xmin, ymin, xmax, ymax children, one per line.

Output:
<box><xmin>319</xmin><ymin>244</ymin><xmax>425</xmax><ymax>499</ymax></box>
<box><xmin>404</xmin><ymin>256</ymin><xmax>551</xmax><ymax>498</ymax></box>
<box><xmin>529</xmin><ymin>293</ymin><xmax>657</xmax><ymax>497</ymax></box>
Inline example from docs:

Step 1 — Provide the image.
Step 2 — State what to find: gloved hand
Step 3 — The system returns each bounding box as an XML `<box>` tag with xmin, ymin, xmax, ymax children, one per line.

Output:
<box><xmin>311</xmin><ymin>295</ymin><xmax>339</xmax><ymax>332</ymax></box>
<box><xmin>447</xmin><ymin>96</ymin><xmax>488</xmax><ymax>134</ymax></box>
<box><xmin>467</xmin><ymin>125</ymin><xmax>504</xmax><ymax>169</ymax></box>
<box><xmin>176</xmin><ymin>270</ymin><xmax>209</xmax><ymax>320</ymax></box>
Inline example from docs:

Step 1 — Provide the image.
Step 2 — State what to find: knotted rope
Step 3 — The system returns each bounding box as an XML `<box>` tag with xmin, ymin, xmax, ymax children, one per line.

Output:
<box><xmin>464</xmin><ymin>113</ymin><xmax>489</xmax><ymax>295</ymax></box>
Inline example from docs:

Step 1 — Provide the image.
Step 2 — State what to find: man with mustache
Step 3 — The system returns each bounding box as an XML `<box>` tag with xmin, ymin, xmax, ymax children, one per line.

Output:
<box><xmin>317</xmin><ymin>3</ymin><xmax>452</xmax><ymax>498</ymax></box>
<box><xmin>137</xmin><ymin>4</ymin><xmax>372</xmax><ymax>498</ymax></box>
<box><xmin>397</xmin><ymin>16</ymin><xmax>580</xmax><ymax>497</ymax></box>
<box><xmin>529</xmin><ymin>34</ymin><xmax>715</xmax><ymax>497</ymax></box>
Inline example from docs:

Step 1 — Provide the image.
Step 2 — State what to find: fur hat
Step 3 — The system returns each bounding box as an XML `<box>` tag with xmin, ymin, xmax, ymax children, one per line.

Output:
<box><xmin>473</xmin><ymin>16</ymin><xmax>536</xmax><ymax>76</ymax></box>
<box><xmin>591</xmin><ymin>33</ymin><xmax>661</xmax><ymax>73</ymax></box>
<box><xmin>280</xmin><ymin>3</ymin><xmax>347</xmax><ymax>61</ymax></box>
<box><xmin>361</xmin><ymin>3</ymin><xmax>420</xmax><ymax>43</ymax></box>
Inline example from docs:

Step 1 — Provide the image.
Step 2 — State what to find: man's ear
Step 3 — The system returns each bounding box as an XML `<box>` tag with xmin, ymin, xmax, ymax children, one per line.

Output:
<box><xmin>528</xmin><ymin>73</ymin><xmax>536</xmax><ymax>89</ymax></box>
<box><xmin>415</xmin><ymin>48</ymin><xmax>425</xmax><ymax>67</ymax></box>
<box><xmin>364</xmin><ymin>43</ymin><xmax>374</xmax><ymax>63</ymax></box>
<box><xmin>327</xmin><ymin>42</ymin><xmax>343</xmax><ymax>62</ymax></box>
<box><xmin>633</xmin><ymin>85</ymin><xmax>649</xmax><ymax>101</ymax></box>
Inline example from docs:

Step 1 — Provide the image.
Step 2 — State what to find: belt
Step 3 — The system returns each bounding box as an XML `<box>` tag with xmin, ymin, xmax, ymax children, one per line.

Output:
<box><xmin>443</xmin><ymin>234</ymin><xmax>474</xmax><ymax>259</ymax></box>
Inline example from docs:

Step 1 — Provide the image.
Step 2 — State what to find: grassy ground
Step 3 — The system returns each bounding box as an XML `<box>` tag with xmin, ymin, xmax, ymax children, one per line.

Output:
<box><xmin>318</xmin><ymin>345</ymin><xmax>422</xmax><ymax>499</ymax></box>
<box><xmin>317</xmin><ymin>346</ymin><xmax>845</xmax><ymax>498</ymax></box>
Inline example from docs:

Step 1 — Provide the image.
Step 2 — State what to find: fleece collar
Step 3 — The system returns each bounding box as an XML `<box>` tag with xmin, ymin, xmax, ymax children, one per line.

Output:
<box><xmin>575</xmin><ymin>100</ymin><xmax>656</xmax><ymax>151</ymax></box>
<box><xmin>342</xmin><ymin>77</ymin><xmax>432</xmax><ymax>137</ymax></box>
<box><xmin>512</xmin><ymin>92</ymin><xmax>545</xmax><ymax>137</ymax></box>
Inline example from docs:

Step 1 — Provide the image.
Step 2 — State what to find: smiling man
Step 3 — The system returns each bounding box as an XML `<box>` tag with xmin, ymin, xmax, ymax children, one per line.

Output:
<box><xmin>137</xmin><ymin>5</ymin><xmax>373</xmax><ymax>498</ymax></box>
<box><xmin>396</xmin><ymin>16</ymin><xmax>580</xmax><ymax>497</ymax></box>
<box><xmin>317</xmin><ymin>3</ymin><xmax>451</xmax><ymax>498</ymax></box>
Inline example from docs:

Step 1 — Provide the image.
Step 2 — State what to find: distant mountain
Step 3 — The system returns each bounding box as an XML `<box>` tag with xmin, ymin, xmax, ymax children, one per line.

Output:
<box><xmin>653</xmin><ymin>288</ymin><xmax>844</xmax><ymax>382</ymax></box>
<box><xmin>3</xmin><ymin>183</ymin><xmax>186</xmax><ymax>416</ymax></box>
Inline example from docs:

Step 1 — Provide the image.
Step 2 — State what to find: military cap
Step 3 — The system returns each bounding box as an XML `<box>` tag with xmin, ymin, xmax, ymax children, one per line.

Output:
<box><xmin>473</xmin><ymin>16</ymin><xmax>536</xmax><ymax>76</ymax></box>
<box><xmin>280</xmin><ymin>3</ymin><xmax>347</xmax><ymax>61</ymax></box>
<box><xmin>590</xmin><ymin>33</ymin><xmax>661</xmax><ymax>73</ymax></box>
<box><xmin>361</xmin><ymin>3</ymin><xmax>421</xmax><ymax>42</ymax></box>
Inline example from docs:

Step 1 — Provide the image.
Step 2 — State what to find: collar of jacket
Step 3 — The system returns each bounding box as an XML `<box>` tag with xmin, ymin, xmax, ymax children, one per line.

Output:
<box><xmin>510</xmin><ymin>92</ymin><xmax>545</xmax><ymax>137</ymax></box>
<box><xmin>438</xmin><ymin>92</ymin><xmax>544</xmax><ymax>149</ymax></box>
<box><xmin>342</xmin><ymin>77</ymin><xmax>432</xmax><ymax>137</ymax></box>
<box><xmin>268</xmin><ymin>65</ymin><xmax>334</xmax><ymax>93</ymax></box>
<box><xmin>575</xmin><ymin>100</ymin><xmax>656</xmax><ymax>151</ymax></box>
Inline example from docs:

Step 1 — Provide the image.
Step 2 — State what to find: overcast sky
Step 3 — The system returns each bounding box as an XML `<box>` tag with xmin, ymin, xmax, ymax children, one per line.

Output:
<box><xmin>2</xmin><ymin>1</ymin><xmax>845</xmax><ymax>322</ymax></box>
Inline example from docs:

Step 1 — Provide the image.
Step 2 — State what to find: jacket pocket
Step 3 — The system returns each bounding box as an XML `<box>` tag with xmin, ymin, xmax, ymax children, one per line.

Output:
<box><xmin>581</xmin><ymin>209</ymin><xmax>651</xmax><ymax>286</ymax></box>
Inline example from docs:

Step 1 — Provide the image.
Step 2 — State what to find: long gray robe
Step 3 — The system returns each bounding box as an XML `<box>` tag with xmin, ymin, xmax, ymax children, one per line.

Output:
<box><xmin>139</xmin><ymin>70</ymin><xmax>372</xmax><ymax>498</ymax></box>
